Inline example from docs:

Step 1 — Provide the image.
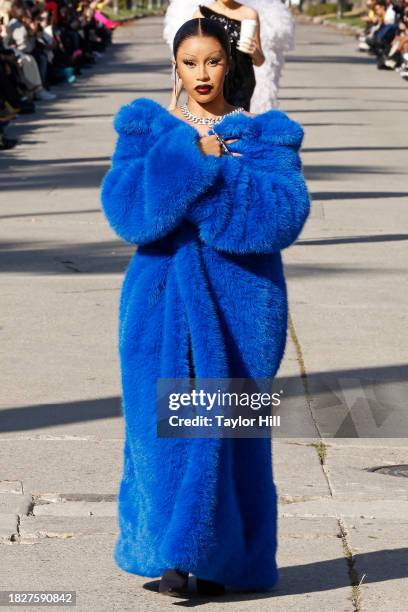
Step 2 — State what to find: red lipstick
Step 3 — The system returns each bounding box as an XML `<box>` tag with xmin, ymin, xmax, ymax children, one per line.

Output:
<box><xmin>195</xmin><ymin>85</ymin><xmax>213</xmax><ymax>94</ymax></box>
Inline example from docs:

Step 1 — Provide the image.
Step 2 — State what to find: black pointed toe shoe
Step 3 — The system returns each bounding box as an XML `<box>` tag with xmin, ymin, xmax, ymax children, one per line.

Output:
<box><xmin>158</xmin><ymin>568</ymin><xmax>189</xmax><ymax>597</ymax></box>
<box><xmin>196</xmin><ymin>577</ymin><xmax>226</xmax><ymax>596</ymax></box>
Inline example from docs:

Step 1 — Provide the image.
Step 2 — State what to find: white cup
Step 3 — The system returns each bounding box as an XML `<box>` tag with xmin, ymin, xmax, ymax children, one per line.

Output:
<box><xmin>238</xmin><ymin>19</ymin><xmax>257</xmax><ymax>51</ymax></box>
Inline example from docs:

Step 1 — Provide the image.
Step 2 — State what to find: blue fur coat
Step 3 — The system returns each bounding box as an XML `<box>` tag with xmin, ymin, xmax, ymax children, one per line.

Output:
<box><xmin>100</xmin><ymin>97</ymin><xmax>310</xmax><ymax>591</ymax></box>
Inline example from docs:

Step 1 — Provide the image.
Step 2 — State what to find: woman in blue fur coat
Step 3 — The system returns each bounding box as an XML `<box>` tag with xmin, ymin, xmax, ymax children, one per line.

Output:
<box><xmin>100</xmin><ymin>16</ymin><xmax>310</xmax><ymax>597</ymax></box>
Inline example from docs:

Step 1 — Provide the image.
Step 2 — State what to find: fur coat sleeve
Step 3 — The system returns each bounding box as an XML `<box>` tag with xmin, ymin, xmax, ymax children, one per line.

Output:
<box><xmin>101</xmin><ymin>97</ymin><xmax>310</xmax><ymax>254</ymax></box>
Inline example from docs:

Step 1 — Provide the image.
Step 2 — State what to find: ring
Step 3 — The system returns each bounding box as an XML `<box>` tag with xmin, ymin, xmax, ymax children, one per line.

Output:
<box><xmin>215</xmin><ymin>133</ymin><xmax>231</xmax><ymax>156</ymax></box>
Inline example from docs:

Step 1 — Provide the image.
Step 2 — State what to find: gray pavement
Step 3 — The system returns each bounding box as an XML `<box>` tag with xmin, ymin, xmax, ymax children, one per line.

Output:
<box><xmin>1</xmin><ymin>15</ymin><xmax>408</xmax><ymax>612</ymax></box>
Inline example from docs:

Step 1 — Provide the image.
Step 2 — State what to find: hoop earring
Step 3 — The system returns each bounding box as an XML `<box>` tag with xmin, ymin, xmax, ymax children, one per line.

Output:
<box><xmin>171</xmin><ymin>63</ymin><xmax>176</xmax><ymax>92</ymax></box>
<box><xmin>172</xmin><ymin>63</ymin><xmax>179</xmax><ymax>94</ymax></box>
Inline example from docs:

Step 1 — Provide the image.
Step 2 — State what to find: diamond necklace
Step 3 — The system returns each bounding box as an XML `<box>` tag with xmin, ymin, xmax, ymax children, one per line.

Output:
<box><xmin>179</xmin><ymin>102</ymin><xmax>244</xmax><ymax>125</ymax></box>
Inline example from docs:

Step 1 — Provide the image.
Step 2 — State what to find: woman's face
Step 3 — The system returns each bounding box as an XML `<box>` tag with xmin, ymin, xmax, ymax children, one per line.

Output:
<box><xmin>175</xmin><ymin>35</ymin><xmax>228</xmax><ymax>103</ymax></box>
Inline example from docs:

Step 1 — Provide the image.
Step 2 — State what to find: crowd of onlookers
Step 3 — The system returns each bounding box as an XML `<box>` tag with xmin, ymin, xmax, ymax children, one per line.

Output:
<box><xmin>0</xmin><ymin>0</ymin><xmax>122</xmax><ymax>149</ymax></box>
<box><xmin>358</xmin><ymin>0</ymin><xmax>408</xmax><ymax>77</ymax></box>
<box><xmin>3</xmin><ymin>0</ymin><xmax>405</xmax><ymax>152</ymax></box>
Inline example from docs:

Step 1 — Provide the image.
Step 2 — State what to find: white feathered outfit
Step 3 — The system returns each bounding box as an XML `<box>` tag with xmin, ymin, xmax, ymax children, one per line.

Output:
<box><xmin>163</xmin><ymin>0</ymin><xmax>295</xmax><ymax>112</ymax></box>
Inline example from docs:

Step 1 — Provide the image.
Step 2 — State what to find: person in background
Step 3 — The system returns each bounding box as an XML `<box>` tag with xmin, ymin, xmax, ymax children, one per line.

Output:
<box><xmin>1</xmin><ymin>13</ymin><xmax>36</xmax><ymax>113</ymax></box>
<box><xmin>164</xmin><ymin>0</ymin><xmax>295</xmax><ymax>112</ymax></box>
<box><xmin>358</xmin><ymin>0</ymin><xmax>380</xmax><ymax>50</ymax></box>
<box><xmin>26</xmin><ymin>5</ymin><xmax>52</xmax><ymax>89</ymax></box>
<box><xmin>384</xmin><ymin>1</ymin><xmax>408</xmax><ymax>70</ymax></box>
<box><xmin>0</xmin><ymin>0</ymin><xmax>117</xmax><ymax>151</ymax></box>
<box><xmin>6</xmin><ymin>3</ymin><xmax>56</xmax><ymax>99</ymax></box>
<box><xmin>358</xmin><ymin>0</ymin><xmax>408</xmax><ymax>77</ymax></box>
<box><xmin>191</xmin><ymin>1</ymin><xmax>264</xmax><ymax>110</ymax></box>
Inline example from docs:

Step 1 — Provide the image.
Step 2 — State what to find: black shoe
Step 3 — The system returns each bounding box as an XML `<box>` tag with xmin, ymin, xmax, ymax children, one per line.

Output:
<box><xmin>196</xmin><ymin>577</ymin><xmax>225</xmax><ymax>595</ymax></box>
<box><xmin>15</xmin><ymin>98</ymin><xmax>36</xmax><ymax>114</ymax></box>
<box><xmin>0</xmin><ymin>136</ymin><xmax>18</xmax><ymax>150</ymax></box>
<box><xmin>158</xmin><ymin>568</ymin><xmax>189</xmax><ymax>597</ymax></box>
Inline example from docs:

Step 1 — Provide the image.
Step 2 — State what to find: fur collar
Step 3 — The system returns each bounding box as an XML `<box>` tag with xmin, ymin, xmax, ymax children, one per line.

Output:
<box><xmin>114</xmin><ymin>96</ymin><xmax>304</xmax><ymax>149</ymax></box>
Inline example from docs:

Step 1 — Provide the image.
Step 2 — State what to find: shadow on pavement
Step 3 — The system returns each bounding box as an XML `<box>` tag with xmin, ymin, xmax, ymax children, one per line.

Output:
<box><xmin>141</xmin><ymin>547</ymin><xmax>408</xmax><ymax>601</ymax></box>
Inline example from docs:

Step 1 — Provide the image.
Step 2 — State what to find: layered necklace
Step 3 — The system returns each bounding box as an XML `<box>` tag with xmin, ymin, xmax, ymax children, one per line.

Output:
<box><xmin>179</xmin><ymin>102</ymin><xmax>244</xmax><ymax>126</ymax></box>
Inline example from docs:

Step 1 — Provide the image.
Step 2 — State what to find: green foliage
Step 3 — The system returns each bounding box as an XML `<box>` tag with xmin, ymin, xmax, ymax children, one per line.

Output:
<box><xmin>326</xmin><ymin>14</ymin><xmax>366</xmax><ymax>26</ymax></box>
<box><xmin>304</xmin><ymin>2</ymin><xmax>353</xmax><ymax>16</ymax></box>
<box><xmin>104</xmin><ymin>0</ymin><xmax>166</xmax><ymax>17</ymax></box>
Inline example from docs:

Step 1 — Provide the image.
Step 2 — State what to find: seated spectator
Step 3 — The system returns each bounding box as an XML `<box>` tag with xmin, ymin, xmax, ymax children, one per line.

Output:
<box><xmin>384</xmin><ymin>2</ymin><xmax>408</xmax><ymax>71</ymax></box>
<box><xmin>5</xmin><ymin>3</ymin><xmax>56</xmax><ymax>99</ymax></box>
<box><xmin>357</xmin><ymin>0</ymin><xmax>408</xmax><ymax>78</ymax></box>
<box><xmin>1</xmin><ymin>0</ymin><xmax>119</xmax><ymax>151</ymax></box>
<box><xmin>358</xmin><ymin>0</ymin><xmax>380</xmax><ymax>50</ymax></box>
<box><xmin>0</xmin><ymin>7</ymin><xmax>36</xmax><ymax>113</ymax></box>
<box><xmin>358</xmin><ymin>0</ymin><xmax>399</xmax><ymax>67</ymax></box>
<box><xmin>27</xmin><ymin>5</ymin><xmax>53</xmax><ymax>88</ymax></box>
<box><xmin>368</xmin><ymin>0</ymin><xmax>398</xmax><ymax>54</ymax></box>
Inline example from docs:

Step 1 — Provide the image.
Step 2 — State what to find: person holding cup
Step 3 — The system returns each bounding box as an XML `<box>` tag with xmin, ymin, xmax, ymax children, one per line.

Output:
<box><xmin>190</xmin><ymin>1</ymin><xmax>265</xmax><ymax>110</ymax></box>
<box><xmin>165</xmin><ymin>0</ymin><xmax>295</xmax><ymax>112</ymax></box>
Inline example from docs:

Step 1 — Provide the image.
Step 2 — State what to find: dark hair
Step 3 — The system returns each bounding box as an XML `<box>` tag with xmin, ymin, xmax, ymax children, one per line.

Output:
<box><xmin>30</xmin><ymin>6</ymin><xmax>42</xmax><ymax>20</ymax></box>
<box><xmin>172</xmin><ymin>17</ymin><xmax>231</xmax><ymax>63</ymax></box>
<box><xmin>10</xmin><ymin>4</ymin><xmax>28</xmax><ymax>20</ymax></box>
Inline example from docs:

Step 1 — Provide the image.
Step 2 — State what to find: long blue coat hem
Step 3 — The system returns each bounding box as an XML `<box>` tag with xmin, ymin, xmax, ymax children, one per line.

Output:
<box><xmin>100</xmin><ymin>96</ymin><xmax>310</xmax><ymax>591</ymax></box>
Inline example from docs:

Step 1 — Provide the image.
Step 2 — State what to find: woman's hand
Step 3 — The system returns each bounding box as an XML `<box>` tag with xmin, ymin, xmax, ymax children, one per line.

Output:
<box><xmin>238</xmin><ymin>13</ymin><xmax>265</xmax><ymax>67</ymax></box>
<box><xmin>238</xmin><ymin>36</ymin><xmax>265</xmax><ymax>66</ymax></box>
<box><xmin>198</xmin><ymin>135</ymin><xmax>241</xmax><ymax>157</ymax></box>
<box><xmin>238</xmin><ymin>36</ymin><xmax>257</xmax><ymax>56</ymax></box>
